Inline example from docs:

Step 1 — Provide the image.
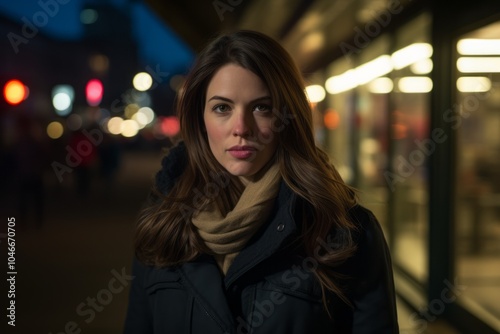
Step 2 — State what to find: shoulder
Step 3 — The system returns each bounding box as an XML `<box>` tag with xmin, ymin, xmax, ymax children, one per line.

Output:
<box><xmin>131</xmin><ymin>257</ymin><xmax>181</xmax><ymax>290</ymax></box>
<box><xmin>155</xmin><ymin>141</ymin><xmax>188</xmax><ymax>195</ymax></box>
<box><xmin>343</xmin><ymin>204</ymin><xmax>394</xmax><ymax>286</ymax></box>
<box><xmin>348</xmin><ymin>204</ymin><xmax>386</xmax><ymax>247</ymax></box>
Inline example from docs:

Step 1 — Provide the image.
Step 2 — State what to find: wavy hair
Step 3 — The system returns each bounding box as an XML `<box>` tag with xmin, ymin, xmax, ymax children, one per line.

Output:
<box><xmin>135</xmin><ymin>30</ymin><xmax>358</xmax><ymax>309</ymax></box>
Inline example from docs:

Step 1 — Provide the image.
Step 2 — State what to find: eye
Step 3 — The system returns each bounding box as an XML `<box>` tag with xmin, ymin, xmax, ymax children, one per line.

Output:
<box><xmin>212</xmin><ymin>104</ymin><xmax>231</xmax><ymax>113</ymax></box>
<box><xmin>253</xmin><ymin>104</ymin><xmax>271</xmax><ymax>113</ymax></box>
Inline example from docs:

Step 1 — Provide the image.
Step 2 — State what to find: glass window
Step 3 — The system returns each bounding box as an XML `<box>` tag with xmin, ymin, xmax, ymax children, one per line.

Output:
<box><xmin>324</xmin><ymin>37</ymin><xmax>392</xmax><ymax>232</ymax></box>
<box><xmin>324</xmin><ymin>13</ymin><xmax>432</xmax><ymax>283</ymax></box>
<box><xmin>325</xmin><ymin>56</ymin><xmax>357</xmax><ymax>186</ymax></box>
<box><xmin>390</xmin><ymin>13</ymin><xmax>432</xmax><ymax>283</ymax></box>
<box><xmin>455</xmin><ymin>20</ymin><xmax>500</xmax><ymax>329</ymax></box>
<box><xmin>355</xmin><ymin>36</ymin><xmax>391</xmax><ymax>232</ymax></box>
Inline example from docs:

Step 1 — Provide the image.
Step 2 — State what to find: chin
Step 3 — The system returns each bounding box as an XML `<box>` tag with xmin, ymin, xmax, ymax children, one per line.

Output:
<box><xmin>225</xmin><ymin>163</ymin><xmax>259</xmax><ymax>178</ymax></box>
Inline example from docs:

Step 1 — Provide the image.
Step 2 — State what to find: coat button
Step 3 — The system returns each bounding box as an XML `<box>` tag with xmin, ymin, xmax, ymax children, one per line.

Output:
<box><xmin>277</xmin><ymin>224</ymin><xmax>285</xmax><ymax>231</ymax></box>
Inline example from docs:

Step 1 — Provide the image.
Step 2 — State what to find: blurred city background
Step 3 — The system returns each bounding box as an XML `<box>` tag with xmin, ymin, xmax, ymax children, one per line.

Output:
<box><xmin>0</xmin><ymin>0</ymin><xmax>499</xmax><ymax>333</ymax></box>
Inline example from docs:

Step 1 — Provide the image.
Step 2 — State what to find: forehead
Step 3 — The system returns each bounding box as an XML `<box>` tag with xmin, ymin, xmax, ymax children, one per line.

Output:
<box><xmin>206</xmin><ymin>64</ymin><xmax>269</xmax><ymax>98</ymax></box>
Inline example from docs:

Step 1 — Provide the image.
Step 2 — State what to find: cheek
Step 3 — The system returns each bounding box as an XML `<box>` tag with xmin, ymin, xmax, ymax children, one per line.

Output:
<box><xmin>257</xmin><ymin>121</ymin><xmax>278</xmax><ymax>146</ymax></box>
<box><xmin>204</xmin><ymin>118</ymin><xmax>224</xmax><ymax>148</ymax></box>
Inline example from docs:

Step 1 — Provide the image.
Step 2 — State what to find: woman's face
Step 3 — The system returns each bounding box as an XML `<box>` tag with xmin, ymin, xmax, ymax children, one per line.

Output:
<box><xmin>204</xmin><ymin>63</ymin><xmax>278</xmax><ymax>180</ymax></box>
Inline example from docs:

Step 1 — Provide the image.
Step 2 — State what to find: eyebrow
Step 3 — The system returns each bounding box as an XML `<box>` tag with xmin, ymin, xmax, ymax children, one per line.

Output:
<box><xmin>207</xmin><ymin>95</ymin><xmax>272</xmax><ymax>103</ymax></box>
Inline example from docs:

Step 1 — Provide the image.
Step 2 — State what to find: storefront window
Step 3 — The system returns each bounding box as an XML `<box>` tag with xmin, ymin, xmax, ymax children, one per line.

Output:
<box><xmin>390</xmin><ymin>13</ymin><xmax>432</xmax><ymax>283</ymax></box>
<box><xmin>324</xmin><ymin>13</ymin><xmax>432</xmax><ymax>282</ymax></box>
<box><xmin>325</xmin><ymin>56</ymin><xmax>357</xmax><ymax>186</ymax></box>
<box><xmin>355</xmin><ymin>36</ymin><xmax>391</xmax><ymax>231</ymax></box>
<box><xmin>455</xmin><ymin>20</ymin><xmax>500</xmax><ymax>328</ymax></box>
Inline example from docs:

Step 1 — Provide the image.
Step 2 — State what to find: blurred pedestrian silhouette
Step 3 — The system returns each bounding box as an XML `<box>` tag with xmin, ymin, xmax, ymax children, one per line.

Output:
<box><xmin>68</xmin><ymin>129</ymin><xmax>98</xmax><ymax>197</ymax></box>
<box><xmin>14</xmin><ymin>117</ymin><xmax>48</xmax><ymax>228</ymax></box>
<box><xmin>98</xmin><ymin>132</ymin><xmax>122</xmax><ymax>189</ymax></box>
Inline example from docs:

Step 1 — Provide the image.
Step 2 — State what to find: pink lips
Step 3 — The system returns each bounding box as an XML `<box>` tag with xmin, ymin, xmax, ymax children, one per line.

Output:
<box><xmin>227</xmin><ymin>145</ymin><xmax>257</xmax><ymax>159</ymax></box>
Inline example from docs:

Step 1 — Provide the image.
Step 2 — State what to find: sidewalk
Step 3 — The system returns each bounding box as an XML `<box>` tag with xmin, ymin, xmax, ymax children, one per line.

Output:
<box><xmin>2</xmin><ymin>149</ymin><xmax>164</xmax><ymax>333</ymax></box>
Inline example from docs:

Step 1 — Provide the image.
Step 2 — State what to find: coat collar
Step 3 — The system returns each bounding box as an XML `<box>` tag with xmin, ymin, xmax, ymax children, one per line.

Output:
<box><xmin>223</xmin><ymin>180</ymin><xmax>299</xmax><ymax>288</ymax></box>
<box><xmin>176</xmin><ymin>181</ymin><xmax>299</xmax><ymax>331</ymax></box>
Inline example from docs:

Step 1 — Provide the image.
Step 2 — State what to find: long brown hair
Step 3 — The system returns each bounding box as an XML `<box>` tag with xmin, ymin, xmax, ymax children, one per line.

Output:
<box><xmin>135</xmin><ymin>30</ymin><xmax>358</xmax><ymax>307</ymax></box>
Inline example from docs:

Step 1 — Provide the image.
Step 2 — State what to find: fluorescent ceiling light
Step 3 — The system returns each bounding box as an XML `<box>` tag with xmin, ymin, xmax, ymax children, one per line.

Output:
<box><xmin>456</xmin><ymin>77</ymin><xmax>492</xmax><ymax>92</ymax></box>
<box><xmin>398</xmin><ymin>77</ymin><xmax>433</xmax><ymax>93</ymax></box>
<box><xmin>457</xmin><ymin>39</ymin><xmax>500</xmax><ymax>55</ymax></box>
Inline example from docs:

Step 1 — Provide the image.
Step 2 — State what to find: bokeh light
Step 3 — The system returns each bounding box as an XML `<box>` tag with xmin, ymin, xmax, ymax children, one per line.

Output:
<box><xmin>324</xmin><ymin>109</ymin><xmax>340</xmax><ymax>130</ymax></box>
<box><xmin>52</xmin><ymin>85</ymin><xmax>75</xmax><ymax>116</ymax></box>
<box><xmin>160</xmin><ymin>116</ymin><xmax>180</xmax><ymax>137</ymax></box>
<box><xmin>138</xmin><ymin>107</ymin><xmax>155</xmax><ymax>124</ymax></box>
<box><xmin>4</xmin><ymin>79</ymin><xmax>27</xmax><ymax>105</ymax></box>
<box><xmin>80</xmin><ymin>8</ymin><xmax>98</xmax><ymax>24</ymax></box>
<box><xmin>53</xmin><ymin>93</ymin><xmax>71</xmax><ymax>111</ymax></box>
<box><xmin>107</xmin><ymin>116</ymin><xmax>123</xmax><ymax>135</ymax></box>
<box><xmin>47</xmin><ymin>121</ymin><xmax>64</xmax><ymax>139</ymax></box>
<box><xmin>66</xmin><ymin>114</ymin><xmax>83</xmax><ymax>131</ymax></box>
<box><xmin>120</xmin><ymin>119</ymin><xmax>139</xmax><ymax>137</ymax></box>
<box><xmin>305</xmin><ymin>84</ymin><xmax>326</xmax><ymax>103</ymax></box>
<box><xmin>124</xmin><ymin>103</ymin><xmax>140</xmax><ymax>119</ymax></box>
<box><xmin>132</xmin><ymin>111</ymin><xmax>148</xmax><ymax>129</ymax></box>
<box><xmin>133</xmin><ymin>72</ymin><xmax>153</xmax><ymax>91</ymax></box>
<box><xmin>86</xmin><ymin>79</ymin><xmax>103</xmax><ymax>106</ymax></box>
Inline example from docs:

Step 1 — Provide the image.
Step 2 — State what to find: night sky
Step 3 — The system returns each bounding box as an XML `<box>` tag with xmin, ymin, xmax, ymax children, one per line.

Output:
<box><xmin>0</xmin><ymin>0</ymin><xmax>195</xmax><ymax>75</ymax></box>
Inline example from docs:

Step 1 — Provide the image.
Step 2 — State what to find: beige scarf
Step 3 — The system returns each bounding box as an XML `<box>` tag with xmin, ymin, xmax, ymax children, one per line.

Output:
<box><xmin>192</xmin><ymin>162</ymin><xmax>281</xmax><ymax>274</ymax></box>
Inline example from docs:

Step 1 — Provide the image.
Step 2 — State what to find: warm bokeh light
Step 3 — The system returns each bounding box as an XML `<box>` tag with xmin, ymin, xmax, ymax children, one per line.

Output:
<box><xmin>397</xmin><ymin>77</ymin><xmax>433</xmax><ymax>93</ymax></box>
<box><xmin>66</xmin><ymin>114</ymin><xmax>83</xmax><ymax>131</ymax></box>
<box><xmin>367</xmin><ymin>77</ymin><xmax>393</xmax><ymax>94</ymax></box>
<box><xmin>124</xmin><ymin>103</ymin><xmax>140</xmax><ymax>119</ymax></box>
<box><xmin>133</xmin><ymin>72</ymin><xmax>153</xmax><ymax>91</ymax></box>
<box><xmin>138</xmin><ymin>107</ymin><xmax>155</xmax><ymax>124</ymax></box>
<box><xmin>89</xmin><ymin>54</ymin><xmax>109</xmax><ymax>74</ymax></box>
<box><xmin>325</xmin><ymin>69</ymin><xmax>358</xmax><ymax>94</ymax></box>
<box><xmin>107</xmin><ymin>116</ymin><xmax>123</xmax><ymax>135</ymax></box>
<box><xmin>305</xmin><ymin>85</ymin><xmax>326</xmax><ymax>103</ymax></box>
<box><xmin>457</xmin><ymin>39</ymin><xmax>500</xmax><ymax>55</ymax></box>
<box><xmin>356</xmin><ymin>55</ymin><xmax>393</xmax><ymax>85</ymax></box>
<box><xmin>324</xmin><ymin>109</ymin><xmax>340</xmax><ymax>130</ymax></box>
<box><xmin>132</xmin><ymin>111</ymin><xmax>148</xmax><ymax>129</ymax></box>
<box><xmin>47</xmin><ymin>121</ymin><xmax>64</xmax><ymax>139</ymax></box>
<box><xmin>391</xmin><ymin>43</ymin><xmax>433</xmax><ymax>70</ymax></box>
<box><xmin>86</xmin><ymin>79</ymin><xmax>103</xmax><ymax>106</ymax></box>
<box><xmin>456</xmin><ymin>76</ymin><xmax>492</xmax><ymax>92</ymax></box>
<box><xmin>326</xmin><ymin>55</ymin><xmax>393</xmax><ymax>94</ymax></box>
<box><xmin>392</xmin><ymin>123</ymin><xmax>408</xmax><ymax>139</ymax></box>
<box><xmin>457</xmin><ymin>57</ymin><xmax>500</xmax><ymax>73</ymax></box>
<box><xmin>410</xmin><ymin>58</ymin><xmax>433</xmax><ymax>74</ymax></box>
<box><xmin>160</xmin><ymin>116</ymin><xmax>180</xmax><ymax>137</ymax></box>
<box><xmin>120</xmin><ymin>119</ymin><xmax>139</xmax><ymax>137</ymax></box>
<box><xmin>3</xmin><ymin>79</ymin><xmax>27</xmax><ymax>105</ymax></box>
<box><xmin>300</xmin><ymin>31</ymin><xmax>324</xmax><ymax>54</ymax></box>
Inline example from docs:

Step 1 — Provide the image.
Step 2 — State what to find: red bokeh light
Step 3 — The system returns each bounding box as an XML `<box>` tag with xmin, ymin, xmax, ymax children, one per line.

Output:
<box><xmin>160</xmin><ymin>116</ymin><xmax>180</xmax><ymax>137</ymax></box>
<box><xmin>86</xmin><ymin>79</ymin><xmax>103</xmax><ymax>106</ymax></box>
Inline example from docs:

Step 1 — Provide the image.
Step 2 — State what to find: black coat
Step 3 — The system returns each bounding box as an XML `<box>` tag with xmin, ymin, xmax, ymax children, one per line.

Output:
<box><xmin>124</xmin><ymin>143</ymin><xmax>399</xmax><ymax>333</ymax></box>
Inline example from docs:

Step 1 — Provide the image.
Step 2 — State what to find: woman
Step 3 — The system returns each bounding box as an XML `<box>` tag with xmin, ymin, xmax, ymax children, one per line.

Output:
<box><xmin>124</xmin><ymin>30</ymin><xmax>398</xmax><ymax>333</ymax></box>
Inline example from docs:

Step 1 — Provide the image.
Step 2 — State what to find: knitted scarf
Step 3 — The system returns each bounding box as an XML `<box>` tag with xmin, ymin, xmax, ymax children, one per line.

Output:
<box><xmin>192</xmin><ymin>162</ymin><xmax>281</xmax><ymax>274</ymax></box>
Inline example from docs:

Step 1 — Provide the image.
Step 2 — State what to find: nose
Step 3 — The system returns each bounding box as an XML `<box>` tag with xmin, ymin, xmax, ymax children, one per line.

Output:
<box><xmin>232</xmin><ymin>110</ymin><xmax>253</xmax><ymax>137</ymax></box>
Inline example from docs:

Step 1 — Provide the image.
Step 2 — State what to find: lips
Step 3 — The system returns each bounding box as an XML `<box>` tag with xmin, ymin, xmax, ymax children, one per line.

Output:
<box><xmin>227</xmin><ymin>145</ymin><xmax>257</xmax><ymax>159</ymax></box>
